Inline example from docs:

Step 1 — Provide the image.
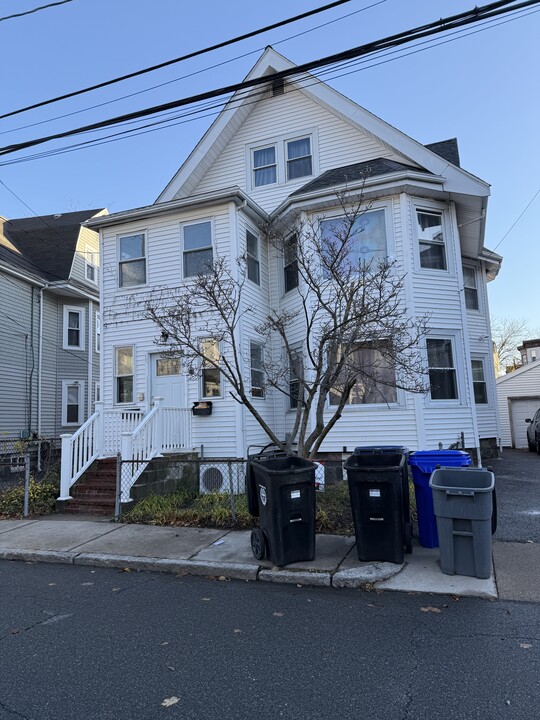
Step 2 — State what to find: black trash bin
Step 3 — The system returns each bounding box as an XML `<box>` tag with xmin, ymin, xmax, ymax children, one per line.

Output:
<box><xmin>248</xmin><ymin>455</ymin><xmax>317</xmax><ymax>567</ymax></box>
<box><xmin>345</xmin><ymin>448</ymin><xmax>409</xmax><ymax>564</ymax></box>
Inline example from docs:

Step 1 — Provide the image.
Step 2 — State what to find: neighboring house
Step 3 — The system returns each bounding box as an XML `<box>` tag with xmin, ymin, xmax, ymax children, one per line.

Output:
<box><xmin>497</xmin><ymin>340</ymin><xmax>540</xmax><ymax>448</ymax></box>
<box><xmin>0</xmin><ymin>209</ymin><xmax>106</xmax><ymax>445</ymax></box>
<box><xmin>60</xmin><ymin>48</ymin><xmax>502</xmax><ymax>503</ymax></box>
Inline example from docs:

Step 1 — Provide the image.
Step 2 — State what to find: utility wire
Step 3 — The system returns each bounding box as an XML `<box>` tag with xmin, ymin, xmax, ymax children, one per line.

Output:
<box><xmin>0</xmin><ymin>0</ymin><xmax>535</xmax><ymax>158</ymax></box>
<box><xmin>489</xmin><ymin>186</ymin><xmax>540</xmax><ymax>254</ymax></box>
<box><xmin>0</xmin><ymin>2</ymin><xmax>536</xmax><ymax>168</ymax></box>
<box><xmin>0</xmin><ymin>0</ymin><xmax>353</xmax><ymax>122</ymax></box>
<box><xmin>0</xmin><ymin>0</ymin><xmax>74</xmax><ymax>24</ymax></box>
<box><xmin>0</xmin><ymin>1</ymin><xmax>387</xmax><ymax>137</ymax></box>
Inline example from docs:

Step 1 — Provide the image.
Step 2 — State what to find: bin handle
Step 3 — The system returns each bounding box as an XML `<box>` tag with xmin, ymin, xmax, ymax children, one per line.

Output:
<box><xmin>445</xmin><ymin>489</ymin><xmax>475</xmax><ymax>497</ymax></box>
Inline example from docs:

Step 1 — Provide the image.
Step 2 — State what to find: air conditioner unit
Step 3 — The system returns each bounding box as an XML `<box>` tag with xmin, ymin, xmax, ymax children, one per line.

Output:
<box><xmin>199</xmin><ymin>462</ymin><xmax>246</xmax><ymax>495</ymax></box>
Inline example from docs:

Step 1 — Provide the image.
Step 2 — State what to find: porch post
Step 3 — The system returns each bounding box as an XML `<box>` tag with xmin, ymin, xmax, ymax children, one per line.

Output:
<box><xmin>58</xmin><ymin>433</ymin><xmax>73</xmax><ymax>500</ymax></box>
<box><xmin>152</xmin><ymin>396</ymin><xmax>164</xmax><ymax>456</ymax></box>
<box><xmin>94</xmin><ymin>401</ymin><xmax>104</xmax><ymax>457</ymax></box>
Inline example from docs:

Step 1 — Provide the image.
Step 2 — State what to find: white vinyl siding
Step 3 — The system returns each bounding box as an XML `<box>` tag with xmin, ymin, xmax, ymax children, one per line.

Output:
<box><xmin>497</xmin><ymin>363</ymin><xmax>540</xmax><ymax>446</ymax></box>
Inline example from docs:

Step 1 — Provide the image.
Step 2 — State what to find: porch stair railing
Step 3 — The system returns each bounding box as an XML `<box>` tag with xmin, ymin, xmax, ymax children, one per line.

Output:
<box><xmin>59</xmin><ymin>398</ymin><xmax>191</xmax><ymax>502</ymax></box>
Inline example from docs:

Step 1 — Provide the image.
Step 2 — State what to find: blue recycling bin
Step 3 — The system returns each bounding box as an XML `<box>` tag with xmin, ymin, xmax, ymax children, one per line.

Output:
<box><xmin>408</xmin><ymin>450</ymin><xmax>472</xmax><ymax>548</ymax></box>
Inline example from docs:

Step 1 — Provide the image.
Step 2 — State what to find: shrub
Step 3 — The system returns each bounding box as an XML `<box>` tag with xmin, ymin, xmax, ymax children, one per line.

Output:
<box><xmin>0</xmin><ymin>480</ymin><xmax>59</xmax><ymax>518</ymax></box>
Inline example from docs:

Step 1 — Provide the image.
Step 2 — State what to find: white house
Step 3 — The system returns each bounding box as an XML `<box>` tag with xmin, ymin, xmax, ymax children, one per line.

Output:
<box><xmin>497</xmin><ymin>345</ymin><xmax>540</xmax><ymax>448</ymax></box>
<box><xmin>59</xmin><ymin>47</ymin><xmax>501</xmax><ymax>504</ymax></box>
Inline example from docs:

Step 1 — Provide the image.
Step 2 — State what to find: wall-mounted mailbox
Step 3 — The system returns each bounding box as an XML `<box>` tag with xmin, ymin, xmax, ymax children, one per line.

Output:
<box><xmin>192</xmin><ymin>401</ymin><xmax>213</xmax><ymax>416</ymax></box>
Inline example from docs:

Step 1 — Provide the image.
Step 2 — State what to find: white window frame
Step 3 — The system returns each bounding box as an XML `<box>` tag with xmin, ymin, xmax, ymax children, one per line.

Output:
<box><xmin>283</xmin><ymin>233</ymin><xmax>299</xmax><ymax>294</ymax></box>
<box><xmin>94</xmin><ymin>381</ymin><xmax>101</xmax><ymax>403</ymax></box>
<box><xmin>251</xmin><ymin>143</ymin><xmax>277</xmax><ymax>188</ymax></box>
<box><xmin>200</xmin><ymin>338</ymin><xmax>222</xmax><ymax>399</ymax></box>
<box><xmin>95</xmin><ymin>311</ymin><xmax>101</xmax><ymax>354</ymax></box>
<box><xmin>114</xmin><ymin>345</ymin><xmax>135</xmax><ymax>405</ymax></box>
<box><xmin>246</xmin><ymin>226</ymin><xmax>260</xmax><ymax>285</ymax></box>
<box><xmin>181</xmin><ymin>218</ymin><xmax>214</xmax><ymax>279</ymax></box>
<box><xmin>425</xmin><ymin>333</ymin><xmax>463</xmax><ymax>405</ymax></box>
<box><xmin>414</xmin><ymin>202</ymin><xmax>452</xmax><ymax>274</ymax></box>
<box><xmin>462</xmin><ymin>265</ymin><xmax>480</xmax><ymax>312</ymax></box>
<box><xmin>247</xmin><ymin>129</ymin><xmax>317</xmax><ymax>191</ymax></box>
<box><xmin>328</xmin><ymin>342</ymin><xmax>399</xmax><ymax>409</ymax></box>
<box><xmin>84</xmin><ymin>245</ymin><xmax>98</xmax><ymax>284</ymax></box>
<box><xmin>250</xmin><ymin>341</ymin><xmax>264</xmax><ymax>398</ymax></box>
<box><xmin>117</xmin><ymin>231</ymin><xmax>147</xmax><ymax>289</ymax></box>
<box><xmin>62</xmin><ymin>380</ymin><xmax>85</xmax><ymax>426</ymax></box>
<box><xmin>288</xmin><ymin>344</ymin><xmax>303</xmax><ymax>411</ymax></box>
<box><xmin>285</xmin><ymin>136</ymin><xmax>313</xmax><ymax>182</ymax></box>
<box><xmin>470</xmin><ymin>356</ymin><xmax>489</xmax><ymax>405</ymax></box>
<box><xmin>63</xmin><ymin>306</ymin><xmax>85</xmax><ymax>350</ymax></box>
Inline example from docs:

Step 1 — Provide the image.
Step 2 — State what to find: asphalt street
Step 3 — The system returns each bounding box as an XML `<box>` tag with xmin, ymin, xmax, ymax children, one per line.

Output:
<box><xmin>0</xmin><ymin>560</ymin><xmax>538</xmax><ymax>720</ymax></box>
<box><xmin>490</xmin><ymin>449</ymin><xmax>540</xmax><ymax>543</ymax></box>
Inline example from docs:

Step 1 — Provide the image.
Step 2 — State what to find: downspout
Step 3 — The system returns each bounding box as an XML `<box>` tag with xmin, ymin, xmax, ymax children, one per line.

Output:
<box><xmin>37</xmin><ymin>287</ymin><xmax>44</xmax><ymax>436</ymax></box>
<box><xmin>28</xmin><ymin>287</ymin><xmax>35</xmax><ymax>436</ymax></box>
<box><xmin>88</xmin><ymin>300</ymin><xmax>93</xmax><ymax>420</ymax></box>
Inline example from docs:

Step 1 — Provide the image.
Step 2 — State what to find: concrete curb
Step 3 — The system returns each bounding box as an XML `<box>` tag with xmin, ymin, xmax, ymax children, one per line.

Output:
<box><xmin>332</xmin><ymin>562</ymin><xmax>403</xmax><ymax>588</ymax></box>
<box><xmin>258</xmin><ymin>569</ymin><xmax>332</xmax><ymax>587</ymax></box>
<box><xmin>0</xmin><ymin>548</ymin><xmax>77</xmax><ymax>564</ymax></box>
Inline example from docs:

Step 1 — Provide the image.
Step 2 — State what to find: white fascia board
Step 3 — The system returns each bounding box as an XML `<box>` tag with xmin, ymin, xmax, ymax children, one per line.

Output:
<box><xmin>85</xmin><ymin>188</ymin><xmax>269</xmax><ymax>230</ymax></box>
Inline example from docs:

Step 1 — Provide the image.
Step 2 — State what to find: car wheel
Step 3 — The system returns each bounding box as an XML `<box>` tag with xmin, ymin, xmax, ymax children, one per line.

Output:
<box><xmin>536</xmin><ymin>438</ymin><xmax>540</xmax><ymax>456</ymax></box>
<box><xmin>528</xmin><ymin>440</ymin><xmax>536</xmax><ymax>452</ymax></box>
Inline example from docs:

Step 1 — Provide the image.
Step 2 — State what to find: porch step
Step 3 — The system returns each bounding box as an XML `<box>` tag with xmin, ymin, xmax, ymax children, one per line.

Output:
<box><xmin>59</xmin><ymin>458</ymin><xmax>118</xmax><ymax>516</ymax></box>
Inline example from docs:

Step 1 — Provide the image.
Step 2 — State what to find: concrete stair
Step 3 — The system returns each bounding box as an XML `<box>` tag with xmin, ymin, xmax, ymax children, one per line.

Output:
<box><xmin>61</xmin><ymin>458</ymin><xmax>117</xmax><ymax>516</ymax></box>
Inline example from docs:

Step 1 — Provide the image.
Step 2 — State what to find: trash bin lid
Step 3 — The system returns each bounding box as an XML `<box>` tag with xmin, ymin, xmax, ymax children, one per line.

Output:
<box><xmin>429</xmin><ymin>467</ymin><xmax>494</xmax><ymax>492</ymax></box>
<box><xmin>353</xmin><ymin>445</ymin><xmax>408</xmax><ymax>455</ymax></box>
<box><xmin>408</xmin><ymin>450</ymin><xmax>471</xmax><ymax>473</ymax></box>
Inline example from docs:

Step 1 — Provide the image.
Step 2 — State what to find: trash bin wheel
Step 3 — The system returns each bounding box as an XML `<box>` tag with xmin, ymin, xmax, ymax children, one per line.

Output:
<box><xmin>250</xmin><ymin>528</ymin><xmax>267</xmax><ymax>560</ymax></box>
<box><xmin>404</xmin><ymin>521</ymin><xmax>413</xmax><ymax>554</ymax></box>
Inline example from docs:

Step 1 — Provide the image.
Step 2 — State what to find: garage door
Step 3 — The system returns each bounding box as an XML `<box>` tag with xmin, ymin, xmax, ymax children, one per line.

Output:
<box><xmin>511</xmin><ymin>397</ymin><xmax>540</xmax><ymax>448</ymax></box>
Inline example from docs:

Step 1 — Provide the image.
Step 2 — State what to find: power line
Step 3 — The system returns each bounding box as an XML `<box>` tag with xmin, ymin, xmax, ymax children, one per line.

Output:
<box><xmin>490</xmin><ymin>186</ymin><xmax>540</xmax><ymax>253</ymax></box>
<box><xmin>0</xmin><ymin>0</ymin><xmax>353</xmax><ymax>122</ymax></box>
<box><xmin>0</xmin><ymin>1</ymin><xmax>387</xmax><ymax>138</ymax></box>
<box><xmin>0</xmin><ymin>0</ymin><xmax>534</xmax><ymax>159</ymax></box>
<box><xmin>0</xmin><ymin>2</ymin><xmax>536</xmax><ymax>168</ymax></box>
<box><xmin>0</xmin><ymin>0</ymin><xmax>74</xmax><ymax>24</ymax></box>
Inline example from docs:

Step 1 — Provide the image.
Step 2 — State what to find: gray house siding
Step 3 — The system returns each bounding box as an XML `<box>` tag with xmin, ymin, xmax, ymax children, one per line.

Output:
<box><xmin>39</xmin><ymin>292</ymin><xmax>60</xmax><ymax>438</ymax></box>
<box><xmin>0</xmin><ymin>271</ymin><xmax>40</xmax><ymax>438</ymax></box>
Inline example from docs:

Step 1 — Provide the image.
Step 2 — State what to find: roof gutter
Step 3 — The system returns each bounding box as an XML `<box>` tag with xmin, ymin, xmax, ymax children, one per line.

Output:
<box><xmin>0</xmin><ymin>261</ymin><xmax>46</xmax><ymax>287</ymax></box>
<box><xmin>85</xmin><ymin>188</ymin><xmax>269</xmax><ymax>229</ymax></box>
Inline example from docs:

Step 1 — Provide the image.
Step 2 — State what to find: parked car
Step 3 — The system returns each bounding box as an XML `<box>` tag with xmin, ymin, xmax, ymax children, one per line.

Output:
<box><xmin>526</xmin><ymin>409</ymin><xmax>540</xmax><ymax>453</ymax></box>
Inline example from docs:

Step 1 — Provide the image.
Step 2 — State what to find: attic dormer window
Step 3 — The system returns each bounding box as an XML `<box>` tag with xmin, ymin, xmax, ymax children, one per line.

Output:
<box><xmin>253</xmin><ymin>145</ymin><xmax>277</xmax><ymax>187</ymax></box>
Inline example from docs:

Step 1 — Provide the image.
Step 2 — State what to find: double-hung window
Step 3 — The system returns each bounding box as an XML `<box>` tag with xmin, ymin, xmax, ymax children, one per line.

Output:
<box><xmin>284</xmin><ymin>234</ymin><xmax>299</xmax><ymax>292</ymax></box>
<box><xmin>62</xmin><ymin>380</ymin><xmax>84</xmax><ymax>426</ymax></box>
<box><xmin>246</xmin><ymin>229</ymin><xmax>260</xmax><ymax>285</ymax></box>
<box><xmin>253</xmin><ymin>145</ymin><xmax>277</xmax><ymax>187</ymax></box>
<box><xmin>471</xmin><ymin>359</ymin><xmax>488</xmax><ymax>404</ymax></box>
<box><xmin>427</xmin><ymin>339</ymin><xmax>458</xmax><ymax>400</ymax></box>
<box><xmin>289</xmin><ymin>346</ymin><xmax>303</xmax><ymax>409</ymax></box>
<box><xmin>286</xmin><ymin>137</ymin><xmax>312</xmax><ymax>180</ymax></box>
<box><xmin>329</xmin><ymin>343</ymin><xmax>397</xmax><ymax>406</ymax></box>
<box><xmin>95</xmin><ymin>312</ymin><xmax>101</xmax><ymax>353</ymax></box>
<box><xmin>320</xmin><ymin>208</ymin><xmax>388</xmax><ymax>268</ymax></box>
<box><xmin>183</xmin><ymin>221</ymin><xmax>213</xmax><ymax>277</ymax></box>
<box><xmin>463</xmin><ymin>266</ymin><xmax>479</xmax><ymax>310</ymax></box>
<box><xmin>250</xmin><ymin>342</ymin><xmax>264</xmax><ymax>398</ymax></box>
<box><xmin>63</xmin><ymin>306</ymin><xmax>84</xmax><ymax>350</ymax></box>
<box><xmin>417</xmin><ymin>210</ymin><xmax>446</xmax><ymax>270</ymax></box>
<box><xmin>115</xmin><ymin>346</ymin><xmax>134</xmax><ymax>404</ymax></box>
<box><xmin>85</xmin><ymin>247</ymin><xmax>98</xmax><ymax>284</ymax></box>
<box><xmin>119</xmin><ymin>233</ymin><xmax>146</xmax><ymax>287</ymax></box>
<box><xmin>201</xmin><ymin>339</ymin><xmax>221</xmax><ymax>398</ymax></box>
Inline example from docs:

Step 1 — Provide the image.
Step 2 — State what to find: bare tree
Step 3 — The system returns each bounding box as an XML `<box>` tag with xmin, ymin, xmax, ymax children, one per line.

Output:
<box><xmin>146</xmin><ymin>194</ymin><xmax>429</xmax><ymax>459</ymax></box>
<box><xmin>491</xmin><ymin>316</ymin><xmax>535</xmax><ymax>374</ymax></box>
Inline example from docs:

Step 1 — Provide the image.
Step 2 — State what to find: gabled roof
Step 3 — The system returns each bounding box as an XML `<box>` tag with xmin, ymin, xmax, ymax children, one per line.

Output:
<box><xmin>425</xmin><ymin>139</ymin><xmax>460</xmax><ymax>167</ymax></box>
<box><xmin>496</xmin><ymin>360</ymin><xmax>540</xmax><ymax>385</ymax></box>
<box><xmin>3</xmin><ymin>209</ymin><xmax>104</xmax><ymax>282</ymax></box>
<box><xmin>157</xmin><ymin>47</ymin><xmax>489</xmax><ymax>204</ymax></box>
<box><xmin>290</xmin><ymin>158</ymin><xmax>425</xmax><ymax>197</ymax></box>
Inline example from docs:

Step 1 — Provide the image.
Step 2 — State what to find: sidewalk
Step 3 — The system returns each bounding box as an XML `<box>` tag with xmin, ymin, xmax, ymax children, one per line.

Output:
<box><xmin>2</xmin><ymin>515</ymin><xmax>536</xmax><ymax>600</ymax></box>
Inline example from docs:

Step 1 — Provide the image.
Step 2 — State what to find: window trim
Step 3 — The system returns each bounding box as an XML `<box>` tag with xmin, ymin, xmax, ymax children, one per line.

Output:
<box><xmin>95</xmin><ymin>311</ymin><xmax>101</xmax><ymax>354</ymax></box>
<box><xmin>250</xmin><ymin>341</ymin><xmax>265</xmax><ymax>398</ymax></box>
<box><xmin>117</xmin><ymin>231</ymin><xmax>147</xmax><ymax>289</ymax></box>
<box><xmin>180</xmin><ymin>218</ymin><xmax>214</xmax><ymax>280</ymax></box>
<box><xmin>328</xmin><ymin>341</ymin><xmax>399</xmax><ymax>408</ymax></box>
<box><xmin>246</xmin><ymin>226</ymin><xmax>260</xmax><ymax>286</ymax></box>
<box><xmin>252</xmin><ymin>143</ymin><xmax>277</xmax><ymax>188</ymax></box>
<box><xmin>63</xmin><ymin>305</ymin><xmax>85</xmax><ymax>351</ymax></box>
<box><xmin>471</xmin><ymin>355</ymin><xmax>490</xmax><ymax>406</ymax></box>
<box><xmin>247</xmin><ymin>129</ymin><xmax>317</xmax><ymax>191</ymax></box>
<box><xmin>114</xmin><ymin>345</ymin><xmax>135</xmax><ymax>405</ymax></box>
<box><xmin>288</xmin><ymin>344</ymin><xmax>303</xmax><ymax>411</ymax></box>
<box><xmin>462</xmin><ymin>264</ymin><xmax>480</xmax><ymax>312</ymax></box>
<box><xmin>283</xmin><ymin>233</ymin><xmax>299</xmax><ymax>294</ymax></box>
<box><xmin>425</xmin><ymin>334</ymin><xmax>462</xmax><ymax>405</ymax></box>
<box><xmin>413</xmin><ymin>202</ymin><xmax>452</xmax><ymax>275</ymax></box>
<box><xmin>84</xmin><ymin>245</ymin><xmax>98</xmax><ymax>285</ymax></box>
<box><xmin>285</xmin><ymin>136</ymin><xmax>313</xmax><ymax>182</ymax></box>
<box><xmin>61</xmin><ymin>380</ymin><xmax>85</xmax><ymax>426</ymax></box>
<box><xmin>200</xmin><ymin>338</ymin><xmax>222</xmax><ymax>399</ymax></box>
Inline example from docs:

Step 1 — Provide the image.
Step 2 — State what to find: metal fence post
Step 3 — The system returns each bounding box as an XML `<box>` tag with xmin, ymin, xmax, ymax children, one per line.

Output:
<box><xmin>228</xmin><ymin>460</ymin><xmax>236</xmax><ymax>522</ymax></box>
<box><xmin>115</xmin><ymin>452</ymin><xmax>122</xmax><ymax>521</ymax></box>
<box><xmin>23</xmin><ymin>449</ymin><xmax>31</xmax><ymax>518</ymax></box>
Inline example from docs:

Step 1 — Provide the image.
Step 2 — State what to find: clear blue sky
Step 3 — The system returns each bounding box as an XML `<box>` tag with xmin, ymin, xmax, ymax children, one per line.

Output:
<box><xmin>1</xmin><ymin>0</ymin><xmax>538</xmax><ymax>326</ymax></box>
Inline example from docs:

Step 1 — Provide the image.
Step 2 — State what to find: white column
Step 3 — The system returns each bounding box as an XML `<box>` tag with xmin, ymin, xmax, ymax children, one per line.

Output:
<box><xmin>152</xmin><ymin>396</ymin><xmax>164</xmax><ymax>456</ymax></box>
<box><xmin>58</xmin><ymin>433</ymin><xmax>73</xmax><ymax>500</ymax></box>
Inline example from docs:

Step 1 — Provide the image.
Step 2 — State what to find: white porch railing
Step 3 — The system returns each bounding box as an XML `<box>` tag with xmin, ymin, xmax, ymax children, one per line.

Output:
<box><xmin>59</xmin><ymin>399</ymin><xmax>191</xmax><ymax>502</ymax></box>
<box><xmin>120</xmin><ymin>400</ymin><xmax>192</xmax><ymax>502</ymax></box>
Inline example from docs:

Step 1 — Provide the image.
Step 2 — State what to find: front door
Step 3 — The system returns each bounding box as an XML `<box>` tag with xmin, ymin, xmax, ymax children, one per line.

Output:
<box><xmin>151</xmin><ymin>355</ymin><xmax>185</xmax><ymax>407</ymax></box>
